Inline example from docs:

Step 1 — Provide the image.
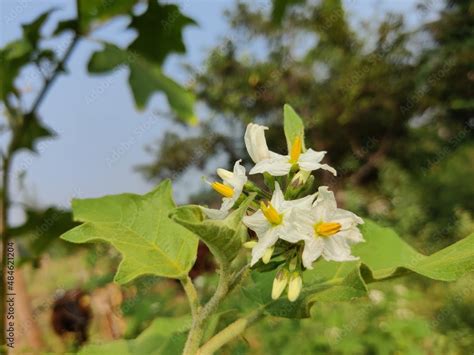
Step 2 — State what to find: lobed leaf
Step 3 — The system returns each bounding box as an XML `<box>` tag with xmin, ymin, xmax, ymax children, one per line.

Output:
<box><xmin>128</xmin><ymin>1</ymin><xmax>197</xmax><ymax>65</ymax></box>
<box><xmin>11</xmin><ymin>112</ymin><xmax>55</xmax><ymax>153</ymax></box>
<box><xmin>60</xmin><ymin>180</ymin><xmax>198</xmax><ymax>283</ymax></box>
<box><xmin>78</xmin><ymin>0</ymin><xmax>137</xmax><ymax>33</ymax></box>
<box><xmin>88</xmin><ymin>43</ymin><xmax>196</xmax><ymax>124</ymax></box>
<box><xmin>354</xmin><ymin>220</ymin><xmax>474</xmax><ymax>281</ymax></box>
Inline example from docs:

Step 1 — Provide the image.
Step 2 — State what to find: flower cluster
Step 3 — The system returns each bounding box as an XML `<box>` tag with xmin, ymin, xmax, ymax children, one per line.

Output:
<box><xmin>203</xmin><ymin>121</ymin><xmax>364</xmax><ymax>302</ymax></box>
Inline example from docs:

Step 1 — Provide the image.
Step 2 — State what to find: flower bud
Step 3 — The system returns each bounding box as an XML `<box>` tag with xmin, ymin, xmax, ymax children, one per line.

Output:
<box><xmin>290</xmin><ymin>170</ymin><xmax>311</xmax><ymax>188</ymax></box>
<box><xmin>272</xmin><ymin>269</ymin><xmax>289</xmax><ymax>300</ymax></box>
<box><xmin>287</xmin><ymin>272</ymin><xmax>303</xmax><ymax>302</ymax></box>
<box><xmin>243</xmin><ymin>241</ymin><xmax>257</xmax><ymax>249</ymax></box>
<box><xmin>289</xmin><ymin>257</ymin><xmax>298</xmax><ymax>272</ymax></box>
<box><xmin>262</xmin><ymin>246</ymin><xmax>274</xmax><ymax>264</ymax></box>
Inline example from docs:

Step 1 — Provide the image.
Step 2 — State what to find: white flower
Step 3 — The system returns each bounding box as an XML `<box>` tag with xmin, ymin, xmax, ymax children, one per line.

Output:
<box><xmin>244</xmin><ymin>123</ymin><xmax>336</xmax><ymax>177</ymax></box>
<box><xmin>202</xmin><ymin>160</ymin><xmax>247</xmax><ymax>219</ymax></box>
<box><xmin>242</xmin><ymin>183</ymin><xmax>314</xmax><ymax>265</ymax></box>
<box><xmin>293</xmin><ymin>186</ymin><xmax>364</xmax><ymax>269</ymax></box>
<box><xmin>244</xmin><ymin>123</ymin><xmax>271</xmax><ymax>163</ymax></box>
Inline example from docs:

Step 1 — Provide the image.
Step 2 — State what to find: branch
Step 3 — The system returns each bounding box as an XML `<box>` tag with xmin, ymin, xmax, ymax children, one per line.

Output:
<box><xmin>28</xmin><ymin>34</ymin><xmax>80</xmax><ymax>115</ymax></box>
<box><xmin>198</xmin><ymin>309</ymin><xmax>265</xmax><ymax>355</ymax></box>
<box><xmin>28</xmin><ymin>0</ymin><xmax>82</xmax><ymax>115</ymax></box>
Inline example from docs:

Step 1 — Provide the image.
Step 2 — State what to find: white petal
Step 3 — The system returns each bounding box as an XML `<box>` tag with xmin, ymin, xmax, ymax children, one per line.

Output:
<box><xmin>298</xmin><ymin>149</ymin><xmax>337</xmax><ymax>175</ymax></box>
<box><xmin>321</xmin><ymin>235</ymin><xmax>358</xmax><ymax>262</ymax></box>
<box><xmin>312</xmin><ymin>186</ymin><xmax>337</xmax><ymax>219</ymax></box>
<box><xmin>243</xmin><ymin>210</ymin><xmax>270</xmax><ymax>236</ymax></box>
<box><xmin>201</xmin><ymin>207</ymin><xmax>229</xmax><ymax>220</ymax></box>
<box><xmin>232</xmin><ymin>159</ymin><xmax>246</xmax><ymax>178</ymax></box>
<box><xmin>251</xmin><ymin>228</ymin><xmax>279</xmax><ymax>266</ymax></box>
<box><xmin>317</xmin><ymin>163</ymin><xmax>337</xmax><ymax>176</ymax></box>
<box><xmin>297</xmin><ymin>149</ymin><xmax>325</xmax><ymax>169</ymax></box>
<box><xmin>249</xmin><ymin>154</ymin><xmax>291</xmax><ymax>176</ymax></box>
<box><xmin>227</xmin><ymin>160</ymin><xmax>247</xmax><ymax>193</ymax></box>
<box><xmin>284</xmin><ymin>192</ymin><xmax>316</xmax><ymax>211</ymax></box>
<box><xmin>302</xmin><ymin>237</ymin><xmax>324</xmax><ymax>269</ymax></box>
<box><xmin>292</xmin><ymin>211</ymin><xmax>315</xmax><ymax>235</ymax></box>
<box><xmin>216</xmin><ymin>168</ymin><xmax>233</xmax><ymax>181</ymax></box>
<box><xmin>270</xmin><ymin>182</ymin><xmax>285</xmax><ymax>210</ymax></box>
<box><xmin>277</xmin><ymin>220</ymin><xmax>304</xmax><ymax>244</ymax></box>
<box><xmin>221</xmin><ymin>196</ymin><xmax>237</xmax><ymax>211</ymax></box>
<box><xmin>244</xmin><ymin>123</ymin><xmax>271</xmax><ymax>163</ymax></box>
<box><xmin>340</xmin><ymin>227</ymin><xmax>365</xmax><ymax>244</ymax></box>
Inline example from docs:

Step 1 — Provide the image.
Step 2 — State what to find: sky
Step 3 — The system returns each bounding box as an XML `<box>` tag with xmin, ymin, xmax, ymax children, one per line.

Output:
<box><xmin>0</xmin><ymin>0</ymin><xmax>441</xmax><ymax>225</ymax></box>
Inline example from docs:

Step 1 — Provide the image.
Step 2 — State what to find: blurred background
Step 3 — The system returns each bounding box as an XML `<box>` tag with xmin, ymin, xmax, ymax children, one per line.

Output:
<box><xmin>0</xmin><ymin>0</ymin><xmax>473</xmax><ymax>353</ymax></box>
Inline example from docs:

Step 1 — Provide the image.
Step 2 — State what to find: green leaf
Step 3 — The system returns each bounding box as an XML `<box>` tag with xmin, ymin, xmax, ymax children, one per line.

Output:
<box><xmin>354</xmin><ymin>220</ymin><xmax>474</xmax><ymax>282</ymax></box>
<box><xmin>53</xmin><ymin>19</ymin><xmax>78</xmax><ymax>36</ymax></box>
<box><xmin>1</xmin><ymin>10</ymin><xmax>54</xmax><ymax>102</ymax></box>
<box><xmin>283</xmin><ymin>104</ymin><xmax>306</xmax><ymax>152</ymax></box>
<box><xmin>11</xmin><ymin>113</ymin><xmax>55</xmax><ymax>153</ymax></box>
<box><xmin>128</xmin><ymin>1</ymin><xmax>196</xmax><ymax>65</ymax></box>
<box><xmin>78</xmin><ymin>0</ymin><xmax>137</xmax><ymax>33</ymax></box>
<box><xmin>22</xmin><ymin>8</ymin><xmax>57</xmax><ymax>47</ymax></box>
<box><xmin>9</xmin><ymin>207</ymin><xmax>77</xmax><ymax>265</ymax></box>
<box><xmin>243</xmin><ymin>260</ymin><xmax>367</xmax><ymax>319</ymax></box>
<box><xmin>60</xmin><ymin>180</ymin><xmax>198</xmax><ymax>283</ymax></box>
<box><xmin>88</xmin><ymin>43</ymin><xmax>196</xmax><ymax>124</ymax></box>
<box><xmin>78</xmin><ymin>316</ymin><xmax>191</xmax><ymax>354</ymax></box>
<box><xmin>0</xmin><ymin>39</ymin><xmax>33</xmax><ymax>100</ymax></box>
<box><xmin>171</xmin><ymin>195</ymin><xmax>254</xmax><ymax>266</ymax></box>
<box><xmin>272</xmin><ymin>0</ymin><xmax>305</xmax><ymax>24</ymax></box>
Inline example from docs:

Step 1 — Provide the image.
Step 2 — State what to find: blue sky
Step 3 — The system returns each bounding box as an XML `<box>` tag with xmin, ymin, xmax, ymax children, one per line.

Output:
<box><xmin>0</xmin><ymin>0</ymin><xmax>440</xmax><ymax>225</ymax></box>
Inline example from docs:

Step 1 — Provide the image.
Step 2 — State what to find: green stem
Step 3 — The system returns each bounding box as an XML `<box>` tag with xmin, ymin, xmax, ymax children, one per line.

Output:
<box><xmin>198</xmin><ymin>309</ymin><xmax>265</xmax><ymax>355</ymax></box>
<box><xmin>182</xmin><ymin>267</ymin><xmax>232</xmax><ymax>355</ymax></box>
<box><xmin>180</xmin><ymin>276</ymin><xmax>201</xmax><ymax>318</ymax></box>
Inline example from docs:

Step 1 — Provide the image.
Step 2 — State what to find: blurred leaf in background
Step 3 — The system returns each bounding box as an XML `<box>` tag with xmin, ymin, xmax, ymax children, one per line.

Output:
<box><xmin>9</xmin><ymin>207</ymin><xmax>77</xmax><ymax>266</ymax></box>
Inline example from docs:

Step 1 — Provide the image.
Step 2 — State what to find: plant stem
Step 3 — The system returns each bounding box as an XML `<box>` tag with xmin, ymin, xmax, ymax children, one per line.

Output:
<box><xmin>28</xmin><ymin>37</ymin><xmax>80</xmax><ymax>116</ymax></box>
<box><xmin>198</xmin><ymin>309</ymin><xmax>265</xmax><ymax>355</ymax></box>
<box><xmin>182</xmin><ymin>267</ymin><xmax>232</xmax><ymax>355</ymax></box>
<box><xmin>180</xmin><ymin>276</ymin><xmax>201</xmax><ymax>318</ymax></box>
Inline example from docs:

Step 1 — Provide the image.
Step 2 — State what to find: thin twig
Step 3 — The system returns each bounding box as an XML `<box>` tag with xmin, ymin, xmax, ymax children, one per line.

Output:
<box><xmin>28</xmin><ymin>0</ymin><xmax>81</xmax><ymax>115</ymax></box>
<box><xmin>28</xmin><ymin>34</ymin><xmax>80</xmax><ymax>115</ymax></box>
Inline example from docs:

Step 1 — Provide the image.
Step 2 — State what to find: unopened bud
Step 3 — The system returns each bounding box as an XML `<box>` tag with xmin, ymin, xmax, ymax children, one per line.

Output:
<box><xmin>289</xmin><ymin>257</ymin><xmax>298</xmax><ymax>271</ymax></box>
<box><xmin>262</xmin><ymin>246</ymin><xmax>274</xmax><ymax>264</ymax></box>
<box><xmin>288</xmin><ymin>272</ymin><xmax>303</xmax><ymax>302</ymax></box>
<box><xmin>272</xmin><ymin>269</ymin><xmax>289</xmax><ymax>300</ymax></box>
<box><xmin>243</xmin><ymin>241</ymin><xmax>257</xmax><ymax>249</ymax></box>
<box><xmin>290</xmin><ymin>170</ymin><xmax>311</xmax><ymax>188</ymax></box>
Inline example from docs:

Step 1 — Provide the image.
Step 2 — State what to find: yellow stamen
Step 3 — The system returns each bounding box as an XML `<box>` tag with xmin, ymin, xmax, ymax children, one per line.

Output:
<box><xmin>211</xmin><ymin>182</ymin><xmax>234</xmax><ymax>198</ymax></box>
<box><xmin>314</xmin><ymin>222</ymin><xmax>342</xmax><ymax>237</ymax></box>
<box><xmin>260</xmin><ymin>201</ymin><xmax>283</xmax><ymax>225</ymax></box>
<box><xmin>289</xmin><ymin>136</ymin><xmax>302</xmax><ymax>163</ymax></box>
